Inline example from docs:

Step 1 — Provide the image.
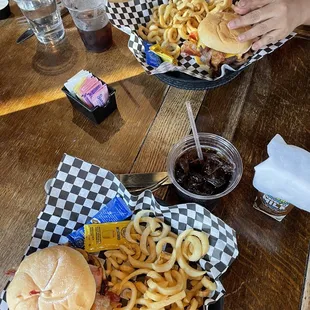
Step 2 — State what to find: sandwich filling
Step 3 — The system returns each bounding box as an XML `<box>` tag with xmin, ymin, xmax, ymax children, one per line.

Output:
<box><xmin>181</xmin><ymin>31</ymin><xmax>252</xmax><ymax>74</ymax></box>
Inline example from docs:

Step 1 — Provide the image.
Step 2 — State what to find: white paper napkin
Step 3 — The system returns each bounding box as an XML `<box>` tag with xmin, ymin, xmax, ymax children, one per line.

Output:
<box><xmin>253</xmin><ymin>134</ymin><xmax>310</xmax><ymax>212</ymax></box>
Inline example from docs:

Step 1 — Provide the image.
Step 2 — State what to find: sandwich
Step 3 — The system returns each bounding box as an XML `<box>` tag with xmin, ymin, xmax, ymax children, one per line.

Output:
<box><xmin>6</xmin><ymin>246</ymin><xmax>120</xmax><ymax>310</ymax></box>
<box><xmin>181</xmin><ymin>12</ymin><xmax>253</xmax><ymax>76</ymax></box>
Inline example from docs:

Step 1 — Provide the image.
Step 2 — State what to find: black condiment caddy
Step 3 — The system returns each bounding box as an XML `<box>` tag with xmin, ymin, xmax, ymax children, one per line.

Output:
<box><xmin>62</xmin><ymin>77</ymin><xmax>117</xmax><ymax>125</ymax></box>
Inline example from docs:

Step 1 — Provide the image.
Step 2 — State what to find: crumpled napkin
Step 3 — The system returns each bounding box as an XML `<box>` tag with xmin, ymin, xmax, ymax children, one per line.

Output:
<box><xmin>253</xmin><ymin>134</ymin><xmax>310</xmax><ymax>212</ymax></box>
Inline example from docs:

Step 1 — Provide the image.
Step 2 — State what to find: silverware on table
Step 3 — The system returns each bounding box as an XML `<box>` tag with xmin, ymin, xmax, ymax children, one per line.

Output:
<box><xmin>126</xmin><ymin>175</ymin><xmax>170</xmax><ymax>194</ymax></box>
<box><xmin>44</xmin><ymin>172</ymin><xmax>172</xmax><ymax>194</ymax></box>
<box><xmin>16</xmin><ymin>16</ymin><xmax>29</xmax><ymax>26</ymax></box>
<box><xmin>16</xmin><ymin>28</ymin><xmax>34</xmax><ymax>44</ymax></box>
<box><xmin>115</xmin><ymin>171</ymin><xmax>171</xmax><ymax>188</ymax></box>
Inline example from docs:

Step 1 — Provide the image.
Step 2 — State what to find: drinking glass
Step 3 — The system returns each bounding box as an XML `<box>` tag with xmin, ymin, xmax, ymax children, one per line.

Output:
<box><xmin>63</xmin><ymin>0</ymin><xmax>112</xmax><ymax>53</ymax></box>
<box><xmin>15</xmin><ymin>0</ymin><xmax>65</xmax><ymax>44</ymax></box>
<box><xmin>167</xmin><ymin>133</ymin><xmax>243</xmax><ymax>210</ymax></box>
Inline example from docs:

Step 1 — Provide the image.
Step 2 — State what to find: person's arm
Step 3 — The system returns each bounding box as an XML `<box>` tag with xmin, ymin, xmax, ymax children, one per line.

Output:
<box><xmin>228</xmin><ymin>0</ymin><xmax>310</xmax><ymax>50</ymax></box>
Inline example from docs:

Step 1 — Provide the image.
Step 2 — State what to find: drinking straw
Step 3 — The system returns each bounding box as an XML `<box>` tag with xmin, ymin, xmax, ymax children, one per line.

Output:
<box><xmin>186</xmin><ymin>101</ymin><xmax>203</xmax><ymax>160</ymax></box>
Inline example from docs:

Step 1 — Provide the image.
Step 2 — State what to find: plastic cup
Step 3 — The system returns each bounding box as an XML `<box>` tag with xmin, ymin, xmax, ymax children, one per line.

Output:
<box><xmin>167</xmin><ymin>133</ymin><xmax>243</xmax><ymax>210</ymax></box>
<box><xmin>63</xmin><ymin>0</ymin><xmax>112</xmax><ymax>53</ymax></box>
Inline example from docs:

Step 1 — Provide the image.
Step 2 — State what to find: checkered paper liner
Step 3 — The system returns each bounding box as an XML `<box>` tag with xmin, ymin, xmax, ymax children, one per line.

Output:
<box><xmin>106</xmin><ymin>0</ymin><xmax>296</xmax><ymax>81</ymax></box>
<box><xmin>0</xmin><ymin>154</ymin><xmax>238</xmax><ymax>309</ymax></box>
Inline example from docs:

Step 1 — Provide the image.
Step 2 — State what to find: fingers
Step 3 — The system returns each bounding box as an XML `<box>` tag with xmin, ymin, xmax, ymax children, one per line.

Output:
<box><xmin>233</xmin><ymin>6</ymin><xmax>251</xmax><ymax>15</ymax></box>
<box><xmin>251</xmin><ymin>30</ymin><xmax>279</xmax><ymax>50</ymax></box>
<box><xmin>234</xmin><ymin>0</ymin><xmax>273</xmax><ymax>14</ymax></box>
<box><xmin>237</xmin><ymin>19</ymin><xmax>276</xmax><ymax>42</ymax></box>
<box><xmin>229</xmin><ymin>5</ymin><xmax>276</xmax><ymax>29</ymax></box>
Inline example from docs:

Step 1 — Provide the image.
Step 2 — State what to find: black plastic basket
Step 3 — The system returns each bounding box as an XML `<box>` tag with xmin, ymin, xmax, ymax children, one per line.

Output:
<box><xmin>155</xmin><ymin>70</ymin><xmax>242</xmax><ymax>90</ymax></box>
<box><xmin>62</xmin><ymin>82</ymin><xmax>117</xmax><ymax>125</ymax></box>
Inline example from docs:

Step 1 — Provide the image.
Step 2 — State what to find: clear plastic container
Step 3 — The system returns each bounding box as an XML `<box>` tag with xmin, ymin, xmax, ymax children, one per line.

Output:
<box><xmin>63</xmin><ymin>0</ymin><xmax>112</xmax><ymax>52</ymax></box>
<box><xmin>167</xmin><ymin>133</ymin><xmax>243</xmax><ymax>209</ymax></box>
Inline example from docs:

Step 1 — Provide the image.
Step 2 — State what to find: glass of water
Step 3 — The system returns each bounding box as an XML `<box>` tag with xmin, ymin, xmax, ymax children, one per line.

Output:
<box><xmin>15</xmin><ymin>0</ymin><xmax>65</xmax><ymax>44</ymax></box>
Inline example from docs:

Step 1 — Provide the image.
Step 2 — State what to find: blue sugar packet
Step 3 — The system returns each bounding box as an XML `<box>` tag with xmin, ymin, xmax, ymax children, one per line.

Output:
<box><xmin>143</xmin><ymin>41</ymin><xmax>161</xmax><ymax>68</ymax></box>
<box><xmin>67</xmin><ymin>196</ymin><xmax>132</xmax><ymax>248</ymax></box>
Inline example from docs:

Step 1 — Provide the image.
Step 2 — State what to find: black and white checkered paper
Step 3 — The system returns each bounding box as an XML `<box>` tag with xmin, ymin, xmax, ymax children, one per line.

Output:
<box><xmin>106</xmin><ymin>0</ymin><xmax>296</xmax><ymax>81</ymax></box>
<box><xmin>0</xmin><ymin>154</ymin><xmax>238</xmax><ymax>309</ymax></box>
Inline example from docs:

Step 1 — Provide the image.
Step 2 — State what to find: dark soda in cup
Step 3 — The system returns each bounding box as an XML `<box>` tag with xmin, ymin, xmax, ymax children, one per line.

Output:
<box><xmin>77</xmin><ymin>22</ymin><xmax>112</xmax><ymax>53</ymax></box>
<box><xmin>63</xmin><ymin>0</ymin><xmax>113</xmax><ymax>53</ymax></box>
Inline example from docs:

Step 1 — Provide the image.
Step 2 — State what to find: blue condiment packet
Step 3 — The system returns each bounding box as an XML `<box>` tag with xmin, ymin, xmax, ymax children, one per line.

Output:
<box><xmin>67</xmin><ymin>196</ymin><xmax>132</xmax><ymax>248</ymax></box>
<box><xmin>143</xmin><ymin>41</ymin><xmax>162</xmax><ymax>68</ymax></box>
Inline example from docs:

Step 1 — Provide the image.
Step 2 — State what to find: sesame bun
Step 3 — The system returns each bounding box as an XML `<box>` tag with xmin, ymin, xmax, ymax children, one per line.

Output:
<box><xmin>198</xmin><ymin>12</ymin><xmax>252</xmax><ymax>54</ymax></box>
<box><xmin>7</xmin><ymin>246</ymin><xmax>96</xmax><ymax>310</ymax></box>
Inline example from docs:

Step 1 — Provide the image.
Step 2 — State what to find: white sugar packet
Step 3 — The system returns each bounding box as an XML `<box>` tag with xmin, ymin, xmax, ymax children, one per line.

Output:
<box><xmin>253</xmin><ymin>134</ymin><xmax>310</xmax><ymax>212</ymax></box>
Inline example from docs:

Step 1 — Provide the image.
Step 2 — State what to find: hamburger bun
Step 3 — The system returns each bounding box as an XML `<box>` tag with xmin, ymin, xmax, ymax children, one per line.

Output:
<box><xmin>198</xmin><ymin>12</ymin><xmax>252</xmax><ymax>54</ymax></box>
<box><xmin>7</xmin><ymin>246</ymin><xmax>96</xmax><ymax>310</ymax></box>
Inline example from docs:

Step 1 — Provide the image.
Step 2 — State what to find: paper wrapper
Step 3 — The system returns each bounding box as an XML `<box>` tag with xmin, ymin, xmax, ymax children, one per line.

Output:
<box><xmin>106</xmin><ymin>0</ymin><xmax>295</xmax><ymax>81</ymax></box>
<box><xmin>0</xmin><ymin>154</ymin><xmax>238</xmax><ymax>309</ymax></box>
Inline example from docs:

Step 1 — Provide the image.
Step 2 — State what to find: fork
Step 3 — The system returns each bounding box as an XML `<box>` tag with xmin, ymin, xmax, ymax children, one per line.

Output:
<box><xmin>16</xmin><ymin>16</ymin><xmax>29</xmax><ymax>27</ymax></box>
<box><xmin>44</xmin><ymin>175</ymin><xmax>170</xmax><ymax>196</ymax></box>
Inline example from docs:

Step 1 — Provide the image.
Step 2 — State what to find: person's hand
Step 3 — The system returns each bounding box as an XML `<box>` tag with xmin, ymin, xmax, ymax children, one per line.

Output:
<box><xmin>228</xmin><ymin>0</ymin><xmax>310</xmax><ymax>51</ymax></box>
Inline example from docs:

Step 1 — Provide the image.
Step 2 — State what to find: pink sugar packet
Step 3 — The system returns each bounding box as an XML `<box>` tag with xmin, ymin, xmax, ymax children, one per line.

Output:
<box><xmin>90</xmin><ymin>84</ymin><xmax>109</xmax><ymax>107</ymax></box>
<box><xmin>79</xmin><ymin>76</ymin><xmax>100</xmax><ymax>95</ymax></box>
<box><xmin>82</xmin><ymin>87</ymin><xmax>103</xmax><ymax>107</ymax></box>
<box><xmin>80</xmin><ymin>77</ymin><xmax>104</xmax><ymax>108</ymax></box>
<box><xmin>73</xmin><ymin>76</ymin><xmax>97</xmax><ymax>105</ymax></box>
<box><xmin>81</xmin><ymin>82</ymin><xmax>106</xmax><ymax>106</ymax></box>
<box><xmin>82</xmin><ymin>84</ymin><xmax>109</xmax><ymax>108</ymax></box>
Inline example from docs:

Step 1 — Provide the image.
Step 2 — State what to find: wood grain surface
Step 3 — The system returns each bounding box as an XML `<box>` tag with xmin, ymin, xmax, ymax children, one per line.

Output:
<box><xmin>0</xmin><ymin>73</ymin><xmax>168</xmax><ymax>290</ymax></box>
<box><xmin>131</xmin><ymin>87</ymin><xmax>206</xmax><ymax>173</ymax></box>
<box><xmin>1</xmin><ymin>4</ymin><xmax>310</xmax><ymax>310</ymax></box>
<box><xmin>165</xmin><ymin>37</ymin><xmax>310</xmax><ymax>310</ymax></box>
<box><xmin>0</xmin><ymin>3</ymin><xmax>144</xmax><ymax>116</ymax></box>
<box><xmin>295</xmin><ymin>25</ymin><xmax>310</xmax><ymax>40</ymax></box>
<box><xmin>130</xmin><ymin>88</ymin><xmax>206</xmax><ymax>199</ymax></box>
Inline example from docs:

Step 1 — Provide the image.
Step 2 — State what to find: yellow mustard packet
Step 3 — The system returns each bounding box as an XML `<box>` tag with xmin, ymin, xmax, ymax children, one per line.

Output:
<box><xmin>150</xmin><ymin>44</ymin><xmax>177</xmax><ymax>65</ymax></box>
<box><xmin>84</xmin><ymin>221</ymin><xmax>130</xmax><ymax>253</ymax></box>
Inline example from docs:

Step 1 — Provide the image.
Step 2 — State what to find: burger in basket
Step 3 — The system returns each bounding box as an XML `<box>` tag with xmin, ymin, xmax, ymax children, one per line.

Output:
<box><xmin>182</xmin><ymin>11</ymin><xmax>253</xmax><ymax>72</ymax></box>
<box><xmin>137</xmin><ymin>0</ymin><xmax>253</xmax><ymax>77</ymax></box>
<box><xmin>6</xmin><ymin>211</ymin><xmax>217</xmax><ymax>310</ymax></box>
<box><xmin>6</xmin><ymin>246</ymin><xmax>121</xmax><ymax>310</ymax></box>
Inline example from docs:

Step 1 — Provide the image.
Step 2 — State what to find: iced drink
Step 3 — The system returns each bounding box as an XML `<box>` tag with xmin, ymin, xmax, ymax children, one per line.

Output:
<box><xmin>63</xmin><ymin>0</ymin><xmax>112</xmax><ymax>52</ymax></box>
<box><xmin>174</xmin><ymin>148</ymin><xmax>234</xmax><ymax>196</ymax></box>
<box><xmin>77</xmin><ymin>22</ymin><xmax>112</xmax><ymax>53</ymax></box>
<box><xmin>167</xmin><ymin>133</ymin><xmax>243</xmax><ymax>209</ymax></box>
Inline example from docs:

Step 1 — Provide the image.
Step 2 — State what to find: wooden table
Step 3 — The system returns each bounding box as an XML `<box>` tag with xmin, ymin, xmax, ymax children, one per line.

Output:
<box><xmin>1</xmin><ymin>4</ymin><xmax>310</xmax><ymax>310</ymax></box>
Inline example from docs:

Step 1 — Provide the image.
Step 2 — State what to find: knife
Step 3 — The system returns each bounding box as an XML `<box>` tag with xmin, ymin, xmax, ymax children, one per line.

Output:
<box><xmin>115</xmin><ymin>172</ymin><xmax>171</xmax><ymax>188</ymax></box>
<box><xmin>16</xmin><ymin>28</ymin><xmax>34</xmax><ymax>44</ymax></box>
<box><xmin>44</xmin><ymin>172</ymin><xmax>172</xmax><ymax>194</ymax></box>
